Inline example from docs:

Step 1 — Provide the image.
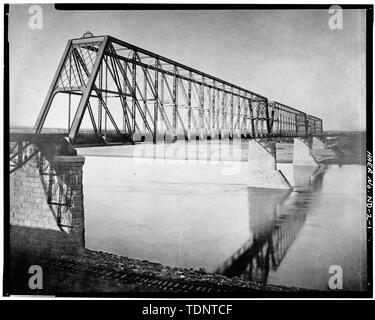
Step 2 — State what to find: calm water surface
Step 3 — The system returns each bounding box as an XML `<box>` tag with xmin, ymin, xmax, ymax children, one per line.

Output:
<box><xmin>82</xmin><ymin>152</ymin><xmax>367</xmax><ymax>291</ymax></box>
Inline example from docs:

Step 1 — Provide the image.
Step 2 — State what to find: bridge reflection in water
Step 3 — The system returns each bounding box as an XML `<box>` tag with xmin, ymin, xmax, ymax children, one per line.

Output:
<box><xmin>215</xmin><ymin>166</ymin><xmax>325</xmax><ymax>284</ymax></box>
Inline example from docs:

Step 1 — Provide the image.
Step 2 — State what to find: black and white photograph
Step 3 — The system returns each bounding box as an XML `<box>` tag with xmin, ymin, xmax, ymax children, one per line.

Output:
<box><xmin>2</xmin><ymin>3</ymin><xmax>373</xmax><ymax>303</ymax></box>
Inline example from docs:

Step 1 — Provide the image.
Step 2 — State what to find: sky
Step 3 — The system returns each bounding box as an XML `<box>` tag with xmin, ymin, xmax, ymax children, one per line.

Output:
<box><xmin>8</xmin><ymin>5</ymin><xmax>367</xmax><ymax>131</ymax></box>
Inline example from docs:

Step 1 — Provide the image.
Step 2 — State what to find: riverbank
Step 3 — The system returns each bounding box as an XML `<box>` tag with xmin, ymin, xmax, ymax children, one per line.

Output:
<box><xmin>40</xmin><ymin>249</ymin><xmax>308</xmax><ymax>295</ymax></box>
<box><xmin>322</xmin><ymin>132</ymin><xmax>366</xmax><ymax>165</ymax></box>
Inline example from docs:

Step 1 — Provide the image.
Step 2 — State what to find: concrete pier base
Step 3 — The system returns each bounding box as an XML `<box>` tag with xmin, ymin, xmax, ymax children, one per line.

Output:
<box><xmin>311</xmin><ymin>136</ymin><xmax>337</xmax><ymax>161</ymax></box>
<box><xmin>247</xmin><ymin>139</ymin><xmax>292</xmax><ymax>190</ymax></box>
<box><xmin>312</xmin><ymin>137</ymin><xmax>326</xmax><ymax>150</ymax></box>
<box><xmin>293</xmin><ymin>166</ymin><xmax>319</xmax><ymax>191</ymax></box>
<box><xmin>219</xmin><ymin>129</ymin><xmax>230</xmax><ymax>140</ymax></box>
<box><xmin>293</xmin><ymin>138</ymin><xmax>319</xmax><ymax>167</ymax></box>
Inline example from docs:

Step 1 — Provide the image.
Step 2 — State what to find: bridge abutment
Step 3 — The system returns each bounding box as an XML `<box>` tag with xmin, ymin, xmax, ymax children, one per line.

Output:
<box><xmin>293</xmin><ymin>138</ymin><xmax>319</xmax><ymax>167</ymax></box>
<box><xmin>10</xmin><ymin>147</ymin><xmax>85</xmax><ymax>260</ymax></box>
<box><xmin>312</xmin><ymin>137</ymin><xmax>326</xmax><ymax>150</ymax></box>
<box><xmin>311</xmin><ymin>136</ymin><xmax>337</xmax><ymax>160</ymax></box>
<box><xmin>247</xmin><ymin>139</ymin><xmax>292</xmax><ymax>190</ymax></box>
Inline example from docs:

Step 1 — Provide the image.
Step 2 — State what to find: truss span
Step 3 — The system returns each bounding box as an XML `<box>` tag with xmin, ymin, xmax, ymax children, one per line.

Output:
<box><xmin>33</xmin><ymin>34</ymin><xmax>323</xmax><ymax>145</ymax></box>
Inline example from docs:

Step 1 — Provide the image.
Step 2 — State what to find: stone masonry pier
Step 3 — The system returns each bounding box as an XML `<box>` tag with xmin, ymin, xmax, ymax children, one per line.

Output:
<box><xmin>10</xmin><ymin>146</ymin><xmax>85</xmax><ymax>260</ymax></box>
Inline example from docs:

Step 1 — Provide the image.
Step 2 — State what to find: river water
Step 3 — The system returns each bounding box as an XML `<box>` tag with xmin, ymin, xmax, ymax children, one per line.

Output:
<box><xmin>81</xmin><ymin>144</ymin><xmax>367</xmax><ymax>291</ymax></box>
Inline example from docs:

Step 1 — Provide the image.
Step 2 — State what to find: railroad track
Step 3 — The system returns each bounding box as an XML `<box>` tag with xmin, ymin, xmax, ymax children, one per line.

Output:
<box><xmin>44</xmin><ymin>259</ymin><xmax>248</xmax><ymax>293</ymax></box>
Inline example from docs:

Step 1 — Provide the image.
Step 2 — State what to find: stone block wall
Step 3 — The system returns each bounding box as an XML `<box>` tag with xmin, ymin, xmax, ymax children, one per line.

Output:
<box><xmin>10</xmin><ymin>148</ymin><xmax>85</xmax><ymax>259</ymax></box>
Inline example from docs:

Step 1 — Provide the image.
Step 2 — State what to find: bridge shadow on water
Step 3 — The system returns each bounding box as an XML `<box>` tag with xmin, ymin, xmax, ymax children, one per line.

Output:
<box><xmin>215</xmin><ymin>165</ymin><xmax>326</xmax><ymax>284</ymax></box>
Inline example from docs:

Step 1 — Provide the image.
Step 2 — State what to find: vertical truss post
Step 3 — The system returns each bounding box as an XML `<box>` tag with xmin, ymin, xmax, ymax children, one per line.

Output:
<box><xmin>132</xmin><ymin>51</ymin><xmax>137</xmax><ymax>136</ymax></box>
<box><xmin>312</xmin><ymin>118</ymin><xmax>316</xmax><ymax>136</ymax></box>
<box><xmin>286</xmin><ymin>112</ymin><xmax>288</xmax><ymax>136</ymax></box>
<box><xmin>216</xmin><ymin>89</ymin><xmax>220</xmax><ymax>130</ymax></box>
<box><xmin>187</xmin><ymin>71</ymin><xmax>192</xmax><ymax>134</ymax></box>
<box><xmin>237</xmin><ymin>94</ymin><xmax>241</xmax><ymax>137</ymax></box>
<box><xmin>320</xmin><ymin>119</ymin><xmax>323</xmax><ymax>136</ymax></box>
<box><xmin>285</xmin><ymin>111</ymin><xmax>288</xmax><ymax>136</ymax></box>
<box><xmin>199</xmin><ymin>77</ymin><xmax>204</xmax><ymax>138</ymax></box>
<box><xmin>230</xmin><ymin>88</ymin><xmax>234</xmax><ymax>138</ymax></box>
<box><xmin>153</xmin><ymin>59</ymin><xmax>159</xmax><ymax>143</ymax></box>
<box><xmin>312</xmin><ymin>118</ymin><xmax>314</xmax><ymax>136</ymax></box>
<box><xmin>243</xmin><ymin>98</ymin><xmax>247</xmax><ymax>136</ymax></box>
<box><xmin>143</xmin><ymin>67</ymin><xmax>147</xmax><ymax>133</ymax></box>
<box><xmin>210</xmin><ymin>86</ymin><xmax>215</xmax><ymax>137</ymax></box>
<box><xmin>241</xmin><ymin>96</ymin><xmax>248</xmax><ymax>137</ymax></box>
<box><xmin>284</xmin><ymin>110</ymin><xmax>287</xmax><ymax>136</ymax></box>
<box><xmin>314</xmin><ymin>119</ymin><xmax>316</xmax><ymax>135</ymax></box>
<box><xmin>289</xmin><ymin>112</ymin><xmax>291</xmax><ymax>136</ymax></box>
<box><xmin>267</xmin><ymin>103</ymin><xmax>272</xmax><ymax>136</ymax></box>
<box><xmin>273</xmin><ymin>106</ymin><xmax>277</xmax><ymax>135</ymax></box>
<box><xmin>285</xmin><ymin>112</ymin><xmax>287</xmax><ymax>136</ymax></box>
<box><xmin>250</xmin><ymin>99</ymin><xmax>255</xmax><ymax>137</ymax></box>
<box><xmin>173</xmin><ymin>66</ymin><xmax>178</xmax><ymax>135</ymax></box>
<box><xmin>160</xmin><ymin>70</ymin><xmax>165</xmax><ymax>136</ymax></box>
<box><xmin>211</xmin><ymin>82</ymin><xmax>216</xmax><ymax>135</ymax></box>
<box><xmin>123</xmin><ymin>60</ymin><xmax>128</xmax><ymax>134</ymax></box>
<box><xmin>221</xmin><ymin>86</ymin><xmax>226</xmax><ymax>131</ymax></box>
<box><xmin>247</xmin><ymin>96</ymin><xmax>251</xmax><ymax>137</ymax></box>
<box><xmin>68</xmin><ymin>53</ymin><xmax>72</xmax><ymax>132</ymax></box>
<box><xmin>104</xmin><ymin>56</ymin><xmax>108</xmax><ymax>136</ymax></box>
<box><xmin>208</xmin><ymin>87</ymin><xmax>211</xmax><ymax>134</ymax></box>
<box><xmin>271</xmin><ymin>104</ymin><xmax>275</xmax><ymax>136</ymax></box>
<box><xmin>98</xmin><ymin>63</ymin><xmax>102</xmax><ymax>134</ymax></box>
<box><xmin>264</xmin><ymin>98</ymin><xmax>271</xmax><ymax>136</ymax></box>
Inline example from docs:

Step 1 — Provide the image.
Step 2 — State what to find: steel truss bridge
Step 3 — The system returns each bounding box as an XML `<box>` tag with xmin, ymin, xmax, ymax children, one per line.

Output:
<box><xmin>11</xmin><ymin>33</ymin><xmax>324</xmax><ymax>173</ymax></box>
<box><xmin>31</xmin><ymin>33</ymin><xmax>323</xmax><ymax>145</ymax></box>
